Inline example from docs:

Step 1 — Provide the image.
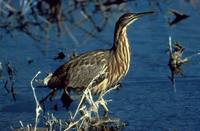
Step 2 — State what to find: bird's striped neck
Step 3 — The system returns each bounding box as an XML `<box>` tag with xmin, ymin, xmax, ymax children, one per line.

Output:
<box><xmin>110</xmin><ymin>25</ymin><xmax>131</xmax><ymax>84</ymax></box>
<box><xmin>113</xmin><ymin>26</ymin><xmax>130</xmax><ymax>51</ymax></box>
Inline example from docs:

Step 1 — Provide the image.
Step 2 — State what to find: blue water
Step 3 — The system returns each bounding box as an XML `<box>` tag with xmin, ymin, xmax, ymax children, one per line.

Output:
<box><xmin>0</xmin><ymin>1</ymin><xmax>200</xmax><ymax>130</ymax></box>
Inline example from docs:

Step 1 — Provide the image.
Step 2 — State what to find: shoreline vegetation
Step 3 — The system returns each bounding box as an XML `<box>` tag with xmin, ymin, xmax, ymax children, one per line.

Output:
<box><xmin>14</xmin><ymin>71</ymin><xmax>127</xmax><ymax>131</ymax></box>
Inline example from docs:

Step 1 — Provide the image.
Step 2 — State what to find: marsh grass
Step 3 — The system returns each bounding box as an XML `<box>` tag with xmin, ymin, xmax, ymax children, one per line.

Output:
<box><xmin>14</xmin><ymin>71</ymin><xmax>126</xmax><ymax>131</ymax></box>
<box><xmin>168</xmin><ymin>36</ymin><xmax>200</xmax><ymax>92</ymax></box>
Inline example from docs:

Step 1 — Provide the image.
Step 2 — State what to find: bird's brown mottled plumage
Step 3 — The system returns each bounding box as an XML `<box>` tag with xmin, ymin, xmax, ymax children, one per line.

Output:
<box><xmin>46</xmin><ymin>11</ymin><xmax>154</xmax><ymax>106</ymax></box>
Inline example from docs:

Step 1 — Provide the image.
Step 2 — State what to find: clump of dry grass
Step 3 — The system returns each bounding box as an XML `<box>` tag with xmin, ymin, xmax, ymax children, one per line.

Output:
<box><xmin>168</xmin><ymin>36</ymin><xmax>200</xmax><ymax>92</ymax></box>
<box><xmin>15</xmin><ymin>71</ymin><xmax>125</xmax><ymax>131</ymax></box>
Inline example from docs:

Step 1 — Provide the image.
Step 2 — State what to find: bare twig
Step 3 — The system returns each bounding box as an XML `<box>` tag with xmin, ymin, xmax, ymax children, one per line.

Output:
<box><xmin>167</xmin><ymin>36</ymin><xmax>200</xmax><ymax>92</ymax></box>
<box><xmin>63</xmin><ymin>69</ymin><xmax>120</xmax><ymax>130</ymax></box>
<box><xmin>185</xmin><ymin>52</ymin><xmax>200</xmax><ymax>60</ymax></box>
<box><xmin>168</xmin><ymin>36</ymin><xmax>176</xmax><ymax>92</ymax></box>
<box><xmin>72</xmin><ymin>70</ymin><xmax>105</xmax><ymax>120</ymax></box>
<box><xmin>31</xmin><ymin>71</ymin><xmax>43</xmax><ymax>131</ymax></box>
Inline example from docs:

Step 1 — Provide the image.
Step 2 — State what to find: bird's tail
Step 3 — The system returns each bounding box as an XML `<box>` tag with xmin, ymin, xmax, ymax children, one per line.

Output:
<box><xmin>34</xmin><ymin>73</ymin><xmax>53</xmax><ymax>88</ymax></box>
<box><xmin>43</xmin><ymin>73</ymin><xmax>53</xmax><ymax>86</ymax></box>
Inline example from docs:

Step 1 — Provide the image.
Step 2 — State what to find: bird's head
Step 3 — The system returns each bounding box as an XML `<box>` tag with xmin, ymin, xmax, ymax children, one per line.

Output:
<box><xmin>116</xmin><ymin>11</ymin><xmax>154</xmax><ymax>28</ymax></box>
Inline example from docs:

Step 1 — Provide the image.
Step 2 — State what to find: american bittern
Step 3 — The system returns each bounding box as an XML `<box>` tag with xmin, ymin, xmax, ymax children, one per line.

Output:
<box><xmin>44</xmin><ymin>11</ymin><xmax>154</xmax><ymax>109</ymax></box>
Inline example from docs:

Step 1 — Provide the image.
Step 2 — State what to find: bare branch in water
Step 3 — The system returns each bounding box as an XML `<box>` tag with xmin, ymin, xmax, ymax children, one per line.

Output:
<box><xmin>3</xmin><ymin>80</ymin><xmax>9</xmax><ymax>94</ymax></box>
<box><xmin>0</xmin><ymin>0</ymin><xmax>129</xmax><ymax>50</ymax></box>
<box><xmin>168</xmin><ymin>36</ymin><xmax>200</xmax><ymax>92</ymax></box>
<box><xmin>31</xmin><ymin>71</ymin><xmax>43</xmax><ymax>131</ymax></box>
<box><xmin>2</xmin><ymin>61</ymin><xmax>17</xmax><ymax>101</ymax></box>
<box><xmin>168</xmin><ymin>36</ymin><xmax>176</xmax><ymax>92</ymax></box>
<box><xmin>168</xmin><ymin>9</ymin><xmax>189</xmax><ymax>26</ymax></box>
<box><xmin>11</xmin><ymin>80</ymin><xmax>16</xmax><ymax>101</ymax></box>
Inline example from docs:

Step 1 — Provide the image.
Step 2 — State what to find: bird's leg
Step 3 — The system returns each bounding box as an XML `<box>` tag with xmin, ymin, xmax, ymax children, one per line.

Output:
<box><xmin>39</xmin><ymin>88</ymin><xmax>57</xmax><ymax>104</ymax></box>
<box><xmin>61</xmin><ymin>88</ymin><xmax>73</xmax><ymax>108</ymax></box>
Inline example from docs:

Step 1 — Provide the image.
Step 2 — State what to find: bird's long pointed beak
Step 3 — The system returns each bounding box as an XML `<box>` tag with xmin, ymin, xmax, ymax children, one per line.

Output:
<box><xmin>134</xmin><ymin>11</ymin><xmax>155</xmax><ymax>18</ymax></box>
